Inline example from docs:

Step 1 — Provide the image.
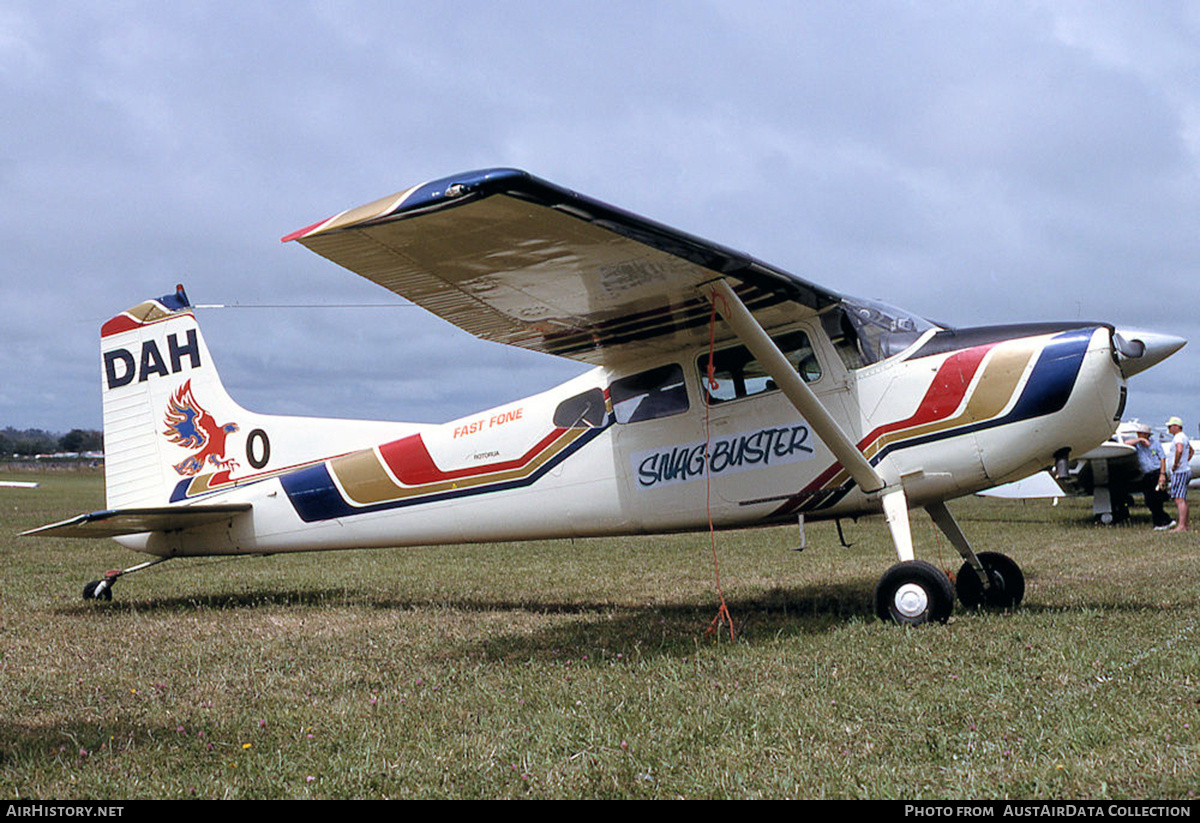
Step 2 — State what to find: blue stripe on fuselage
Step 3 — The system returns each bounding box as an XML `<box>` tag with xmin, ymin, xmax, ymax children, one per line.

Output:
<box><xmin>796</xmin><ymin>327</ymin><xmax>1097</xmax><ymax>513</ymax></box>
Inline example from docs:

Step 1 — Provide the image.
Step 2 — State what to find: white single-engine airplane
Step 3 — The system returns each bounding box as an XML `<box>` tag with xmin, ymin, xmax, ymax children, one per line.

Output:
<box><xmin>27</xmin><ymin>169</ymin><xmax>1185</xmax><ymax>624</ymax></box>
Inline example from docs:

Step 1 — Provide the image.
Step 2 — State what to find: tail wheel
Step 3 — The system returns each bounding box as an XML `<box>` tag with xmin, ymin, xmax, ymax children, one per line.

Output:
<box><xmin>82</xmin><ymin>579</ymin><xmax>113</xmax><ymax>601</ymax></box>
<box><xmin>956</xmin><ymin>551</ymin><xmax>1025</xmax><ymax>610</ymax></box>
<box><xmin>874</xmin><ymin>560</ymin><xmax>955</xmax><ymax>626</ymax></box>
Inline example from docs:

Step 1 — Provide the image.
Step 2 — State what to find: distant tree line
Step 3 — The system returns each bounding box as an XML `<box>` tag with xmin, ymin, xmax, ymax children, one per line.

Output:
<box><xmin>1</xmin><ymin>427</ymin><xmax>103</xmax><ymax>456</ymax></box>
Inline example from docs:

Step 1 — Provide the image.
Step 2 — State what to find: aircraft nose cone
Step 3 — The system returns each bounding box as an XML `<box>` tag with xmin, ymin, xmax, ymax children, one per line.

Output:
<box><xmin>1113</xmin><ymin>328</ymin><xmax>1187</xmax><ymax>378</ymax></box>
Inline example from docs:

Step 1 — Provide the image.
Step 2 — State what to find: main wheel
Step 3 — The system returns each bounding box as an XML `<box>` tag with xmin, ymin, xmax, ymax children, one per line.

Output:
<box><xmin>956</xmin><ymin>551</ymin><xmax>1024</xmax><ymax>610</ymax></box>
<box><xmin>874</xmin><ymin>560</ymin><xmax>955</xmax><ymax>625</ymax></box>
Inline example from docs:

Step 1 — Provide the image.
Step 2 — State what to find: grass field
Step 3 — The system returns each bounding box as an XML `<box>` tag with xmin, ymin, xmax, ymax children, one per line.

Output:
<box><xmin>2</xmin><ymin>471</ymin><xmax>1198</xmax><ymax>799</ymax></box>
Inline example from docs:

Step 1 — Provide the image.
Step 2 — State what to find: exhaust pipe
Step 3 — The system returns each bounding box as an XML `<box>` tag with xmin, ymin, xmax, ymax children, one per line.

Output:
<box><xmin>1054</xmin><ymin>448</ymin><xmax>1071</xmax><ymax>481</ymax></box>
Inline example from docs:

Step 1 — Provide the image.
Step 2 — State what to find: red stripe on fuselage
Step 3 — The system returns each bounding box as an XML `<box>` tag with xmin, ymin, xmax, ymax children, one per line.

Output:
<box><xmin>377</xmin><ymin>428</ymin><xmax>568</xmax><ymax>487</ymax></box>
<box><xmin>777</xmin><ymin>343</ymin><xmax>998</xmax><ymax>511</ymax></box>
<box><xmin>857</xmin><ymin>342</ymin><xmax>996</xmax><ymax>448</ymax></box>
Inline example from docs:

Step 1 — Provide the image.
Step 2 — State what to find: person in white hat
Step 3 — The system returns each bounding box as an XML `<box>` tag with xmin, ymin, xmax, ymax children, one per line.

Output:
<box><xmin>1165</xmin><ymin>416</ymin><xmax>1192</xmax><ymax>531</ymax></box>
<box><xmin>1123</xmin><ymin>422</ymin><xmax>1173</xmax><ymax>529</ymax></box>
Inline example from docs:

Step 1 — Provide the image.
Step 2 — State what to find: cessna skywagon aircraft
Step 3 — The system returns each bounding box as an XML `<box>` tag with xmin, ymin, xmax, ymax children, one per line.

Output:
<box><xmin>28</xmin><ymin>169</ymin><xmax>1185</xmax><ymax>624</ymax></box>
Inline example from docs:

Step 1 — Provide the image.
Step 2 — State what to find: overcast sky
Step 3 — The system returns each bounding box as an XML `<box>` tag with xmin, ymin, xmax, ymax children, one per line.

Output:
<box><xmin>3</xmin><ymin>1</ymin><xmax>1198</xmax><ymax>436</ymax></box>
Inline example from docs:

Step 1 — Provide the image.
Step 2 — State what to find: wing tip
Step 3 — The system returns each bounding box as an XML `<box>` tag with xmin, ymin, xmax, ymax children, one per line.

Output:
<box><xmin>281</xmin><ymin>168</ymin><xmax>534</xmax><ymax>244</ymax></box>
<box><xmin>281</xmin><ymin>217</ymin><xmax>333</xmax><ymax>244</ymax></box>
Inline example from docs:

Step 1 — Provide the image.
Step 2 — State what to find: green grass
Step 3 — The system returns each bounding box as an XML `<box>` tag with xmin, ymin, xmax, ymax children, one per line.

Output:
<box><xmin>2</xmin><ymin>472</ymin><xmax>1198</xmax><ymax>799</ymax></box>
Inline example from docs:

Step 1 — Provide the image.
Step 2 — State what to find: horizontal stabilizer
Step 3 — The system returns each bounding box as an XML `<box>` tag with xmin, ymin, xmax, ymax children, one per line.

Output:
<box><xmin>22</xmin><ymin>504</ymin><xmax>252</xmax><ymax>539</ymax></box>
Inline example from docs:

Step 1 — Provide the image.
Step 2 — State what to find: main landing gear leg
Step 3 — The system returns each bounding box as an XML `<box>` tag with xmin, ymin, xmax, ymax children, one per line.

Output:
<box><xmin>83</xmin><ymin>556</ymin><xmax>172</xmax><ymax>601</ymax></box>
<box><xmin>925</xmin><ymin>500</ymin><xmax>1024</xmax><ymax>610</ymax></box>
<box><xmin>874</xmin><ymin>487</ymin><xmax>955</xmax><ymax>625</ymax></box>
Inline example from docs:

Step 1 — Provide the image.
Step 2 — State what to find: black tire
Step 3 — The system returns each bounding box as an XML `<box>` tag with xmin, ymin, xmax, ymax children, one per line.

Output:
<box><xmin>82</xmin><ymin>580</ymin><xmax>113</xmax><ymax>601</ymax></box>
<box><xmin>874</xmin><ymin>560</ymin><xmax>955</xmax><ymax>625</ymax></box>
<box><xmin>956</xmin><ymin>551</ymin><xmax>1025</xmax><ymax>610</ymax></box>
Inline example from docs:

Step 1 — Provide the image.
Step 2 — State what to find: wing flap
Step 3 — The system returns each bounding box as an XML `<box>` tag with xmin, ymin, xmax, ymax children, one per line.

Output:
<box><xmin>22</xmin><ymin>504</ymin><xmax>252</xmax><ymax>539</ymax></box>
<box><xmin>287</xmin><ymin>169</ymin><xmax>839</xmax><ymax>363</ymax></box>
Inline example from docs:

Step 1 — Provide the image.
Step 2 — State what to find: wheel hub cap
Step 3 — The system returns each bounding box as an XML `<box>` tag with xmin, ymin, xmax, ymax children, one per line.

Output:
<box><xmin>894</xmin><ymin>583</ymin><xmax>929</xmax><ymax>618</ymax></box>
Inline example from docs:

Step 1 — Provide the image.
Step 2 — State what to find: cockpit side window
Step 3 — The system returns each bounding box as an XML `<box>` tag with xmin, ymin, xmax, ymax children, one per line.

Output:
<box><xmin>610</xmin><ymin>364</ymin><xmax>689</xmax><ymax>424</ymax></box>
<box><xmin>697</xmin><ymin>330</ymin><xmax>821</xmax><ymax>405</ymax></box>
<box><xmin>839</xmin><ymin>296</ymin><xmax>936</xmax><ymax>365</ymax></box>
<box><xmin>821</xmin><ymin>309</ymin><xmax>866</xmax><ymax>371</ymax></box>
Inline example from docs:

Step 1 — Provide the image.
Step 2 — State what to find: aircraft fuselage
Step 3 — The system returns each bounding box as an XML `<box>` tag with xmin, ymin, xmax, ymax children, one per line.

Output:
<box><xmin>121</xmin><ymin>314</ymin><xmax>1125</xmax><ymax>559</ymax></box>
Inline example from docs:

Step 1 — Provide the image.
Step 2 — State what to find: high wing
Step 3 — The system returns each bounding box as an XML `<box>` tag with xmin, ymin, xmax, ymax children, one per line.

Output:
<box><xmin>283</xmin><ymin>168</ymin><xmax>839</xmax><ymax>364</ymax></box>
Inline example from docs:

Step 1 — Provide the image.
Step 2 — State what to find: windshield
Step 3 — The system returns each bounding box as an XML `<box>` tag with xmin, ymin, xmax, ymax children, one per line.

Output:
<box><xmin>839</xmin><ymin>296</ymin><xmax>938</xmax><ymax>365</ymax></box>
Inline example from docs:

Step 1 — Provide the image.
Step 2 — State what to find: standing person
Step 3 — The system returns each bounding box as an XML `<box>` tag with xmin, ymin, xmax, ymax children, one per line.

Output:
<box><xmin>1166</xmin><ymin>416</ymin><xmax>1192</xmax><ymax>532</ymax></box>
<box><xmin>1123</xmin><ymin>423</ymin><xmax>1173</xmax><ymax>529</ymax></box>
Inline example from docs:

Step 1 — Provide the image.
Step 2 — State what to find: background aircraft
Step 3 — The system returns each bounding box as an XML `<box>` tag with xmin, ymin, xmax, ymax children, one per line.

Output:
<box><xmin>25</xmin><ymin>169</ymin><xmax>1185</xmax><ymax>625</ymax></box>
<box><xmin>1050</xmin><ymin>419</ymin><xmax>1200</xmax><ymax>524</ymax></box>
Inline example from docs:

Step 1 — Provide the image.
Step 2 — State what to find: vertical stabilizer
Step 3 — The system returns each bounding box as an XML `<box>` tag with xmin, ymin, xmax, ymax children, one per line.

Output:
<box><xmin>100</xmin><ymin>286</ymin><xmax>245</xmax><ymax>509</ymax></box>
<box><xmin>99</xmin><ymin>286</ymin><xmax>421</xmax><ymax>512</ymax></box>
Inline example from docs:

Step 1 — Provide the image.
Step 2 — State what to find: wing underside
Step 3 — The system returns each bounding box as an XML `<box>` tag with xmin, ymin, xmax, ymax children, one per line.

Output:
<box><xmin>285</xmin><ymin>169</ymin><xmax>839</xmax><ymax>364</ymax></box>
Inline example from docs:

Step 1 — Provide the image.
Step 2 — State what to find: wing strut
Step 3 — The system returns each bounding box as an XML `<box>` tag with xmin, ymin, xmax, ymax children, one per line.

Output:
<box><xmin>703</xmin><ymin>279</ymin><xmax>915</xmax><ymax>562</ymax></box>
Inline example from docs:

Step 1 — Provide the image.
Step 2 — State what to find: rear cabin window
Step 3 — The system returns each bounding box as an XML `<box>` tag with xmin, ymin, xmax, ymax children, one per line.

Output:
<box><xmin>698</xmin><ymin>330</ymin><xmax>821</xmax><ymax>405</ymax></box>
<box><xmin>552</xmin><ymin>388</ymin><xmax>607</xmax><ymax>428</ymax></box>
<box><xmin>610</xmin><ymin>364</ymin><xmax>689</xmax><ymax>424</ymax></box>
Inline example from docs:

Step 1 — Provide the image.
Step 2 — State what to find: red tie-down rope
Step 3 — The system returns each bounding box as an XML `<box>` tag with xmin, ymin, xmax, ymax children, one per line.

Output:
<box><xmin>704</xmin><ymin>290</ymin><xmax>735</xmax><ymax>641</ymax></box>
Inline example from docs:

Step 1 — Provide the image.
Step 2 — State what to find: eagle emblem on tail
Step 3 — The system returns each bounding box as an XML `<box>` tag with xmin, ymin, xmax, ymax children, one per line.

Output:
<box><xmin>163</xmin><ymin>380</ymin><xmax>239</xmax><ymax>476</ymax></box>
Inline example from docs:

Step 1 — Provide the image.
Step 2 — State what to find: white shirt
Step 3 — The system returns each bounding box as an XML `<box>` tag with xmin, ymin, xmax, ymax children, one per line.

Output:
<box><xmin>1171</xmin><ymin>431</ymin><xmax>1192</xmax><ymax>473</ymax></box>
